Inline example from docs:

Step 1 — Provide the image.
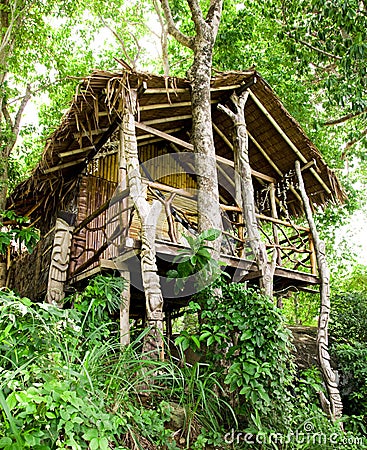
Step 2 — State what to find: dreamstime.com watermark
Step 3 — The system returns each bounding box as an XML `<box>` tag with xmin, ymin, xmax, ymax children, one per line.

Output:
<box><xmin>223</xmin><ymin>421</ymin><xmax>365</xmax><ymax>446</ymax></box>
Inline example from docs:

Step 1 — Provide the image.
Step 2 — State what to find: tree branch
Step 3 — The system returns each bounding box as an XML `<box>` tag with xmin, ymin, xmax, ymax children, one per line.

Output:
<box><xmin>1</xmin><ymin>103</ymin><xmax>12</xmax><ymax>129</ymax></box>
<box><xmin>152</xmin><ymin>0</ymin><xmax>170</xmax><ymax>76</ymax></box>
<box><xmin>286</xmin><ymin>31</ymin><xmax>342</xmax><ymax>61</ymax></box>
<box><xmin>206</xmin><ymin>0</ymin><xmax>223</xmax><ymax>38</ymax></box>
<box><xmin>323</xmin><ymin>109</ymin><xmax>367</xmax><ymax>126</ymax></box>
<box><xmin>217</xmin><ymin>102</ymin><xmax>235</xmax><ymax>121</ymax></box>
<box><xmin>343</xmin><ymin>126</ymin><xmax>367</xmax><ymax>157</ymax></box>
<box><xmin>2</xmin><ymin>84</ymin><xmax>31</xmax><ymax>157</ymax></box>
<box><xmin>99</xmin><ymin>16</ymin><xmax>137</xmax><ymax>69</ymax></box>
<box><xmin>187</xmin><ymin>0</ymin><xmax>205</xmax><ymax>30</ymax></box>
<box><xmin>160</xmin><ymin>0</ymin><xmax>194</xmax><ymax>49</ymax></box>
<box><xmin>12</xmin><ymin>84</ymin><xmax>31</xmax><ymax>140</ymax></box>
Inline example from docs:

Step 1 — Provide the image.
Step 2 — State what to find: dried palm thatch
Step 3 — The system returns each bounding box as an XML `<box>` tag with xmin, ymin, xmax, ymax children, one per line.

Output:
<box><xmin>7</xmin><ymin>68</ymin><xmax>346</xmax><ymax>229</ymax></box>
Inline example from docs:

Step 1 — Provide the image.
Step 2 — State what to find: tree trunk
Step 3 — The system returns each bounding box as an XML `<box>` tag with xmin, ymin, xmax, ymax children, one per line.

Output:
<box><xmin>0</xmin><ymin>151</ymin><xmax>8</xmax><ymax>212</ymax></box>
<box><xmin>160</xmin><ymin>0</ymin><xmax>223</xmax><ymax>253</ymax></box>
<box><xmin>219</xmin><ymin>92</ymin><xmax>275</xmax><ymax>297</ymax></box>
<box><xmin>190</xmin><ymin>35</ymin><xmax>222</xmax><ymax>241</ymax></box>
<box><xmin>121</xmin><ymin>88</ymin><xmax>164</xmax><ymax>360</ymax></box>
<box><xmin>295</xmin><ymin>160</ymin><xmax>343</xmax><ymax>421</ymax></box>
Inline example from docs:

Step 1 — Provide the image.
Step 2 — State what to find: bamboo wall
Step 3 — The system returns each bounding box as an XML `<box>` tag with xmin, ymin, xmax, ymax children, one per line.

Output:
<box><xmin>69</xmin><ymin>142</ymin><xmax>199</xmax><ymax>274</ymax></box>
<box><xmin>69</xmin><ymin>175</ymin><xmax>119</xmax><ymax>275</ymax></box>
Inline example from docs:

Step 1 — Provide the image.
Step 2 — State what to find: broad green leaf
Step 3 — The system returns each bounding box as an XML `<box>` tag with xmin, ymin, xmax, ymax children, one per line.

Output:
<box><xmin>191</xmin><ymin>335</ymin><xmax>201</xmax><ymax>349</ymax></box>
<box><xmin>0</xmin><ymin>437</ymin><xmax>12</xmax><ymax>448</ymax></box>
<box><xmin>199</xmin><ymin>228</ymin><xmax>221</xmax><ymax>241</ymax></box>
<box><xmin>82</xmin><ymin>429</ymin><xmax>99</xmax><ymax>441</ymax></box>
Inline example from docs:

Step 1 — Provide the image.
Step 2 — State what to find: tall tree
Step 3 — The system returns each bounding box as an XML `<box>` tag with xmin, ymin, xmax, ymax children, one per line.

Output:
<box><xmin>0</xmin><ymin>0</ymin><xmax>97</xmax><ymax>210</ymax></box>
<box><xmin>160</xmin><ymin>0</ymin><xmax>223</xmax><ymax>245</ymax></box>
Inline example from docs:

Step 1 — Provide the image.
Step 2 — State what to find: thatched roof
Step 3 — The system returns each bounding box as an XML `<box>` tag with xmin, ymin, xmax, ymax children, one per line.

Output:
<box><xmin>8</xmin><ymin>68</ymin><xmax>345</xmax><ymax>221</ymax></box>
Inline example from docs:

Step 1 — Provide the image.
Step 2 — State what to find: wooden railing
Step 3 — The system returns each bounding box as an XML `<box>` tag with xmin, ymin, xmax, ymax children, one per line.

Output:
<box><xmin>68</xmin><ymin>178</ymin><xmax>317</xmax><ymax>278</ymax></box>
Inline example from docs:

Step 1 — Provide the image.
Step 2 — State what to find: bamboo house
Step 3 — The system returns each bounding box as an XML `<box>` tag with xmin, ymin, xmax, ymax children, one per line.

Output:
<box><xmin>7</xmin><ymin>68</ymin><xmax>345</xmax><ymax>326</ymax></box>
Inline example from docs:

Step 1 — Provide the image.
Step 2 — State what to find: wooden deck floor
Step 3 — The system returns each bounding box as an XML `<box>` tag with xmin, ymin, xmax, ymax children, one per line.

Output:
<box><xmin>68</xmin><ymin>238</ymin><xmax>320</xmax><ymax>296</ymax></box>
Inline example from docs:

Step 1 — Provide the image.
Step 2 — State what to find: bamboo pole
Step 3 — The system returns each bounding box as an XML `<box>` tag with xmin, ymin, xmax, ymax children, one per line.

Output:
<box><xmin>270</xmin><ymin>183</ymin><xmax>281</xmax><ymax>265</ymax></box>
<box><xmin>249</xmin><ymin>89</ymin><xmax>332</xmax><ymax>196</ymax></box>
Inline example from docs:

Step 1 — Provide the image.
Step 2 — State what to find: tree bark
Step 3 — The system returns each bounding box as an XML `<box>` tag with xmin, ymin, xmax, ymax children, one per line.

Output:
<box><xmin>121</xmin><ymin>88</ymin><xmax>164</xmax><ymax>359</ymax></box>
<box><xmin>219</xmin><ymin>92</ymin><xmax>275</xmax><ymax>297</ymax></box>
<box><xmin>190</xmin><ymin>32</ymin><xmax>221</xmax><ymax>238</ymax></box>
<box><xmin>160</xmin><ymin>0</ymin><xmax>223</xmax><ymax>252</ymax></box>
<box><xmin>295</xmin><ymin>160</ymin><xmax>343</xmax><ymax>421</ymax></box>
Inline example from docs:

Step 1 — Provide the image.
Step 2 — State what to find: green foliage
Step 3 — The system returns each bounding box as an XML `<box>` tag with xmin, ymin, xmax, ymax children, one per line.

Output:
<box><xmin>73</xmin><ymin>274</ymin><xmax>126</xmax><ymax>318</ymax></box>
<box><xmin>281</xmin><ymin>369</ymin><xmax>365</xmax><ymax>450</ymax></box>
<box><xmin>281</xmin><ymin>291</ymin><xmax>319</xmax><ymax>326</ymax></box>
<box><xmin>0</xmin><ymin>281</ymin><xmax>241</xmax><ymax>449</ymax></box>
<box><xmin>330</xmin><ymin>286</ymin><xmax>367</xmax><ymax>428</ymax></box>
<box><xmin>167</xmin><ymin>228</ymin><xmax>224</xmax><ymax>294</ymax></box>
<box><xmin>0</xmin><ymin>288</ymin><xmax>177</xmax><ymax>448</ymax></box>
<box><xmin>177</xmin><ymin>280</ymin><xmax>295</xmax><ymax>425</ymax></box>
<box><xmin>0</xmin><ymin>210</ymin><xmax>39</xmax><ymax>255</ymax></box>
<box><xmin>330</xmin><ymin>291</ymin><xmax>367</xmax><ymax>343</ymax></box>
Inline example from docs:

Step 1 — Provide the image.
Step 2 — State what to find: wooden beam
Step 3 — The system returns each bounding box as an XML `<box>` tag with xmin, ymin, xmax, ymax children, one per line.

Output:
<box><xmin>144</xmin><ymin>180</ymin><xmax>196</xmax><ymax>199</ymax></box>
<box><xmin>142</xmin><ymin>114</ymin><xmax>192</xmax><ymax>126</ymax></box>
<box><xmin>274</xmin><ymin>267</ymin><xmax>320</xmax><ymax>285</ymax></box>
<box><xmin>144</xmin><ymin>88</ymin><xmax>188</xmax><ymax>94</ymax></box>
<box><xmin>248</xmin><ymin>131</ymin><xmax>283</xmax><ymax>177</ymax></box>
<box><xmin>73</xmin><ymin>128</ymin><xmax>108</xmax><ymax>139</ymax></box>
<box><xmin>140</xmin><ymin>99</ymin><xmax>218</xmax><ymax>112</ymax></box>
<box><xmin>139</xmin><ymin>101</ymin><xmax>192</xmax><ymax>111</ymax></box>
<box><xmin>248</xmin><ymin>130</ymin><xmax>303</xmax><ymax>203</ymax></box>
<box><xmin>59</xmin><ymin>146</ymin><xmax>95</xmax><ymax>158</ymax></box>
<box><xmin>213</xmin><ymin>123</ymin><xmax>277</xmax><ymax>183</ymax></box>
<box><xmin>301</xmin><ymin>159</ymin><xmax>318</xmax><ymax>172</ymax></box>
<box><xmin>256</xmin><ymin>213</ymin><xmax>310</xmax><ymax>231</ymax></box>
<box><xmin>42</xmin><ymin>158</ymin><xmax>85</xmax><ymax>174</ymax></box>
<box><xmin>139</xmin><ymin>84</ymin><xmax>241</xmax><ymax>95</ymax></box>
<box><xmin>248</xmin><ymin>89</ymin><xmax>332</xmax><ymax>195</ymax></box>
<box><xmin>137</xmin><ymin>127</ymin><xmax>183</xmax><ymax>141</ymax></box>
<box><xmin>135</xmin><ymin>121</ymin><xmax>194</xmax><ymax>151</ymax></box>
<box><xmin>137</xmin><ymin>137</ymin><xmax>166</xmax><ymax>146</ymax></box>
<box><xmin>213</xmin><ymin>122</ymin><xmax>233</xmax><ymax>150</ymax></box>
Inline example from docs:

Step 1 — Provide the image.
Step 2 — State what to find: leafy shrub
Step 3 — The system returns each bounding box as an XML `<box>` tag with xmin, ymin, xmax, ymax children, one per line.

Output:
<box><xmin>0</xmin><ymin>210</ymin><xmax>39</xmax><ymax>255</ymax></box>
<box><xmin>329</xmin><ymin>289</ymin><xmax>367</xmax><ymax>432</ymax></box>
<box><xmin>177</xmin><ymin>280</ymin><xmax>295</xmax><ymax>429</ymax></box>
<box><xmin>0</xmin><ymin>287</ymin><xmax>178</xmax><ymax>449</ymax></box>
<box><xmin>167</xmin><ymin>228</ymin><xmax>223</xmax><ymax>294</ymax></box>
<box><xmin>330</xmin><ymin>291</ymin><xmax>367</xmax><ymax>343</ymax></box>
<box><xmin>0</xmin><ymin>284</ymin><xmax>236</xmax><ymax>449</ymax></box>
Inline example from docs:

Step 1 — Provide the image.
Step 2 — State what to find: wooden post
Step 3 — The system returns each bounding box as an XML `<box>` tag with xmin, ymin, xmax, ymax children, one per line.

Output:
<box><xmin>121</xmin><ymin>88</ymin><xmax>164</xmax><ymax>360</ymax></box>
<box><xmin>232</xmin><ymin>128</ymin><xmax>245</xmax><ymax>258</ymax></box>
<box><xmin>119</xmin><ymin>127</ymin><xmax>129</xmax><ymax>241</ymax></box>
<box><xmin>269</xmin><ymin>183</ymin><xmax>281</xmax><ymax>266</ymax></box>
<box><xmin>165</xmin><ymin>309</ymin><xmax>172</xmax><ymax>342</ymax></box>
<box><xmin>295</xmin><ymin>160</ymin><xmax>343</xmax><ymax>421</ymax></box>
<box><xmin>218</xmin><ymin>92</ymin><xmax>276</xmax><ymax>297</ymax></box>
<box><xmin>46</xmin><ymin>213</ymin><xmax>75</xmax><ymax>306</ymax></box>
<box><xmin>309</xmin><ymin>233</ymin><xmax>317</xmax><ymax>275</ymax></box>
<box><xmin>0</xmin><ymin>261</ymin><xmax>6</xmax><ymax>288</ymax></box>
<box><xmin>119</xmin><ymin>266</ymin><xmax>131</xmax><ymax>347</ymax></box>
